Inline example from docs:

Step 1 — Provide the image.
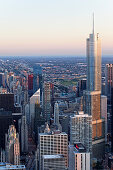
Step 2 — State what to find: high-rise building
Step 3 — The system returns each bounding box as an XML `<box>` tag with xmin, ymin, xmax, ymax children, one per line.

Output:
<box><xmin>83</xmin><ymin>91</ymin><xmax>101</xmax><ymax>120</ymax></box>
<box><xmin>54</xmin><ymin>102</ymin><xmax>59</xmax><ymax>126</ymax></box>
<box><xmin>85</xmin><ymin>16</ymin><xmax>105</xmax><ymax>159</ymax></box>
<box><xmin>28</xmin><ymin>74</ymin><xmax>33</xmax><ymax>97</ymax></box>
<box><xmin>0</xmin><ymin>93</ymin><xmax>14</xmax><ymax>112</ymax></box>
<box><xmin>33</xmin><ymin>65</ymin><xmax>42</xmax><ymax>97</ymax></box>
<box><xmin>0</xmin><ymin>110</ymin><xmax>13</xmax><ymax>149</ymax></box>
<box><xmin>86</xmin><ymin>16</ymin><xmax>101</xmax><ymax>92</ymax></box>
<box><xmin>24</xmin><ymin>103</ymin><xmax>30</xmax><ymax>125</ymax></box>
<box><xmin>5</xmin><ymin>125</ymin><xmax>20</xmax><ymax>165</ymax></box>
<box><xmin>21</xmin><ymin>116</ymin><xmax>28</xmax><ymax>153</ymax></box>
<box><xmin>34</xmin><ymin>102</ymin><xmax>45</xmax><ymax>143</ymax></box>
<box><xmin>105</xmin><ymin>64</ymin><xmax>113</xmax><ymax>101</ymax></box>
<box><xmin>69</xmin><ymin>143</ymin><xmax>90</xmax><ymax>170</ymax></box>
<box><xmin>43</xmin><ymin>82</ymin><xmax>51</xmax><ymax>123</ymax></box>
<box><xmin>42</xmin><ymin>155</ymin><xmax>67</xmax><ymax>170</ymax></box>
<box><xmin>78</xmin><ymin>78</ymin><xmax>87</xmax><ymax>97</ymax></box>
<box><xmin>0</xmin><ymin>73</ymin><xmax>5</xmax><ymax>87</ymax></box>
<box><xmin>111</xmin><ymin>88</ymin><xmax>113</xmax><ymax>152</ymax></box>
<box><xmin>70</xmin><ymin>111</ymin><xmax>92</xmax><ymax>153</ymax></box>
<box><xmin>30</xmin><ymin>89</ymin><xmax>40</xmax><ymax>130</ymax></box>
<box><xmin>38</xmin><ymin>128</ymin><xmax>68</xmax><ymax>170</ymax></box>
<box><xmin>101</xmin><ymin>95</ymin><xmax>107</xmax><ymax>142</ymax></box>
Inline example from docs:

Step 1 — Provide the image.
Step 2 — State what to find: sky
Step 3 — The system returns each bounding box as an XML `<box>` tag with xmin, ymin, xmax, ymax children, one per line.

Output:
<box><xmin>0</xmin><ymin>0</ymin><xmax>113</xmax><ymax>56</ymax></box>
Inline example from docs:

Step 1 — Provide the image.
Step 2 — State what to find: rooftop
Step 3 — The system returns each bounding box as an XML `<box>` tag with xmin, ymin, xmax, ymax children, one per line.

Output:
<box><xmin>74</xmin><ymin>143</ymin><xmax>86</xmax><ymax>153</ymax></box>
<box><xmin>42</xmin><ymin>154</ymin><xmax>64</xmax><ymax>159</ymax></box>
<box><xmin>0</xmin><ymin>163</ymin><xmax>25</xmax><ymax>169</ymax></box>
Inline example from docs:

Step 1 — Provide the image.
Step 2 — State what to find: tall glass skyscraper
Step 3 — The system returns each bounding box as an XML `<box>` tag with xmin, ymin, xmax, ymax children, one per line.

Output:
<box><xmin>86</xmin><ymin>16</ymin><xmax>101</xmax><ymax>92</ymax></box>
<box><xmin>84</xmin><ymin>16</ymin><xmax>105</xmax><ymax>159</ymax></box>
<box><xmin>33</xmin><ymin>64</ymin><xmax>43</xmax><ymax>99</ymax></box>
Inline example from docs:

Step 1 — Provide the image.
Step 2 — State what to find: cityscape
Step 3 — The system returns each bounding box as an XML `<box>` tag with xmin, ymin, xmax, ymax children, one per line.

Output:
<box><xmin>0</xmin><ymin>0</ymin><xmax>113</xmax><ymax>170</ymax></box>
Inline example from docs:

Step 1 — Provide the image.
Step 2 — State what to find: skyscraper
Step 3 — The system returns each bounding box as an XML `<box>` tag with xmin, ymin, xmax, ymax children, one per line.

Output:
<box><xmin>54</xmin><ymin>102</ymin><xmax>59</xmax><ymax>126</ymax></box>
<box><xmin>43</xmin><ymin>82</ymin><xmax>51</xmax><ymax>123</ymax></box>
<box><xmin>30</xmin><ymin>88</ymin><xmax>40</xmax><ymax>130</ymax></box>
<box><xmin>39</xmin><ymin>128</ymin><xmax>68</xmax><ymax>170</ymax></box>
<box><xmin>70</xmin><ymin>111</ymin><xmax>92</xmax><ymax>153</ymax></box>
<box><xmin>21</xmin><ymin>116</ymin><xmax>28</xmax><ymax>153</ymax></box>
<box><xmin>33</xmin><ymin>65</ymin><xmax>42</xmax><ymax>98</ymax></box>
<box><xmin>85</xmin><ymin>15</ymin><xmax>105</xmax><ymax>159</ymax></box>
<box><xmin>28</xmin><ymin>74</ymin><xmax>33</xmax><ymax>97</ymax></box>
<box><xmin>5</xmin><ymin>125</ymin><xmax>20</xmax><ymax>165</ymax></box>
<box><xmin>87</xmin><ymin>15</ymin><xmax>101</xmax><ymax>92</ymax></box>
<box><xmin>69</xmin><ymin>143</ymin><xmax>90</xmax><ymax>170</ymax></box>
<box><xmin>105</xmin><ymin>64</ymin><xmax>113</xmax><ymax>101</ymax></box>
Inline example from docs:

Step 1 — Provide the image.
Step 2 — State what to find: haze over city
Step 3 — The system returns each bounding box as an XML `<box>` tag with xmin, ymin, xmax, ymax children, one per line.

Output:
<box><xmin>0</xmin><ymin>0</ymin><xmax>113</xmax><ymax>56</ymax></box>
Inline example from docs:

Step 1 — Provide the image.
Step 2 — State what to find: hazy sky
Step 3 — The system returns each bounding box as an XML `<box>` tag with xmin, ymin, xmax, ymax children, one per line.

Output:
<box><xmin>0</xmin><ymin>0</ymin><xmax>113</xmax><ymax>56</ymax></box>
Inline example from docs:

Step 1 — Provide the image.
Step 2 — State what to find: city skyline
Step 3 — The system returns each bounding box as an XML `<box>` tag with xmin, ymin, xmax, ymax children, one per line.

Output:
<box><xmin>0</xmin><ymin>0</ymin><xmax>112</xmax><ymax>56</ymax></box>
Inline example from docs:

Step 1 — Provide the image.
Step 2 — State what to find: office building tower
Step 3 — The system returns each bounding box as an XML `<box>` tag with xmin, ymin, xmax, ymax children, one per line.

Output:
<box><xmin>5</xmin><ymin>125</ymin><xmax>20</xmax><ymax>165</ymax></box>
<box><xmin>59</xmin><ymin>115</ymin><xmax>69</xmax><ymax>135</ymax></box>
<box><xmin>70</xmin><ymin>111</ymin><xmax>92</xmax><ymax>153</ymax></box>
<box><xmin>21</xmin><ymin>116</ymin><xmax>28</xmax><ymax>153</ymax></box>
<box><xmin>0</xmin><ymin>73</ymin><xmax>4</xmax><ymax>87</ymax></box>
<box><xmin>69</xmin><ymin>143</ymin><xmax>90</xmax><ymax>170</ymax></box>
<box><xmin>78</xmin><ymin>78</ymin><xmax>87</xmax><ymax>97</ymax></box>
<box><xmin>34</xmin><ymin>102</ymin><xmax>45</xmax><ymax>143</ymax></box>
<box><xmin>42</xmin><ymin>155</ymin><xmax>67</xmax><ymax>170</ymax></box>
<box><xmin>43</xmin><ymin>82</ymin><xmax>51</xmax><ymax>123</ymax></box>
<box><xmin>0</xmin><ymin>93</ymin><xmax>14</xmax><ymax>112</ymax></box>
<box><xmin>105</xmin><ymin>64</ymin><xmax>113</xmax><ymax>101</ymax></box>
<box><xmin>28</xmin><ymin>74</ymin><xmax>33</xmax><ymax>97</ymax></box>
<box><xmin>83</xmin><ymin>90</ymin><xmax>101</xmax><ymax>120</ymax></box>
<box><xmin>39</xmin><ymin>129</ymin><xmax>68</xmax><ymax>170</ymax></box>
<box><xmin>85</xmin><ymin>16</ymin><xmax>105</xmax><ymax>159</ymax></box>
<box><xmin>101</xmin><ymin>95</ymin><xmax>107</xmax><ymax>142</ymax></box>
<box><xmin>30</xmin><ymin>88</ymin><xmax>40</xmax><ymax>130</ymax></box>
<box><xmin>4</xmin><ymin>69</ymin><xmax>8</xmax><ymax>87</ymax></box>
<box><xmin>87</xmin><ymin>16</ymin><xmax>101</xmax><ymax>92</ymax></box>
<box><xmin>0</xmin><ymin>110</ymin><xmax>13</xmax><ymax>149</ymax></box>
<box><xmin>111</xmin><ymin>88</ymin><xmax>113</xmax><ymax>152</ymax></box>
<box><xmin>83</xmin><ymin>91</ymin><xmax>105</xmax><ymax>158</ymax></box>
<box><xmin>54</xmin><ymin>102</ymin><xmax>59</xmax><ymax>126</ymax></box>
<box><xmin>24</xmin><ymin>103</ymin><xmax>30</xmax><ymax>125</ymax></box>
<box><xmin>33</xmin><ymin>65</ymin><xmax>42</xmax><ymax>97</ymax></box>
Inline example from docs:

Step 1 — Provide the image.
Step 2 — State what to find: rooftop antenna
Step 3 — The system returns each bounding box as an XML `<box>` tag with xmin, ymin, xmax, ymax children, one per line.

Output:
<box><xmin>93</xmin><ymin>13</ymin><xmax>94</xmax><ymax>34</ymax></box>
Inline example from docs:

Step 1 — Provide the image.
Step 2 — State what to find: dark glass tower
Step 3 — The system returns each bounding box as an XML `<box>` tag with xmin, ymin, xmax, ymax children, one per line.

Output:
<box><xmin>33</xmin><ymin>65</ymin><xmax>42</xmax><ymax>100</ymax></box>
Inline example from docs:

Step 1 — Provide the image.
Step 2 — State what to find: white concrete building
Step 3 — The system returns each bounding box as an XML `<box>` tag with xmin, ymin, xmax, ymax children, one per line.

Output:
<box><xmin>39</xmin><ymin>129</ymin><xmax>68</xmax><ymax>170</ymax></box>
<box><xmin>42</xmin><ymin>155</ymin><xmax>66</xmax><ymax>170</ymax></box>
<box><xmin>69</xmin><ymin>143</ymin><xmax>90</xmax><ymax>170</ymax></box>
<box><xmin>70</xmin><ymin>111</ymin><xmax>92</xmax><ymax>153</ymax></box>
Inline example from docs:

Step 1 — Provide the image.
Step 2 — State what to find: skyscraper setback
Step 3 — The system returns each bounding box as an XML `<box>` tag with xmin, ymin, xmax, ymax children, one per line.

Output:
<box><xmin>85</xmin><ymin>16</ymin><xmax>105</xmax><ymax>159</ymax></box>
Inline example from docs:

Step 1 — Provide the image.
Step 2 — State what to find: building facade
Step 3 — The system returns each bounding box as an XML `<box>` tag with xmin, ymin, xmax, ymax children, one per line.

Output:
<box><xmin>5</xmin><ymin>125</ymin><xmax>20</xmax><ymax>165</ymax></box>
<box><xmin>69</xmin><ymin>143</ymin><xmax>90</xmax><ymax>170</ymax></box>
<box><xmin>39</xmin><ymin>130</ymin><xmax>68</xmax><ymax>170</ymax></box>
<box><xmin>70</xmin><ymin>111</ymin><xmax>92</xmax><ymax>153</ymax></box>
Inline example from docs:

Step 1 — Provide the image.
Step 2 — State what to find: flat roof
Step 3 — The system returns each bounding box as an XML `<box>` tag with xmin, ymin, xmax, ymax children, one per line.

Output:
<box><xmin>0</xmin><ymin>163</ymin><xmax>25</xmax><ymax>169</ymax></box>
<box><xmin>42</xmin><ymin>154</ymin><xmax>64</xmax><ymax>159</ymax></box>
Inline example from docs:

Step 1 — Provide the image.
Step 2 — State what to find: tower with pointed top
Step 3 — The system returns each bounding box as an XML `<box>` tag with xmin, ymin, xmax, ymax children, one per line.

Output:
<box><xmin>87</xmin><ymin>15</ymin><xmax>101</xmax><ymax>92</ymax></box>
<box><xmin>83</xmin><ymin>15</ymin><xmax>105</xmax><ymax>160</ymax></box>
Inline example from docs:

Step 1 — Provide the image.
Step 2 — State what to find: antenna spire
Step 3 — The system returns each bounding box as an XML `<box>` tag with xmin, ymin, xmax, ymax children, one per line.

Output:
<box><xmin>93</xmin><ymin>13</ymin><xmax>94</xmax><ymax>34</ymax></box>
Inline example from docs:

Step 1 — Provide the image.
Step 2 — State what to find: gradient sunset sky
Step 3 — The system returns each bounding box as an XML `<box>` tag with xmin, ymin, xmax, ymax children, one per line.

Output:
<box><xmin>0</xmin><ymin>0</ymin><xmax>113</xmax><ymax>56</ymax></box>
